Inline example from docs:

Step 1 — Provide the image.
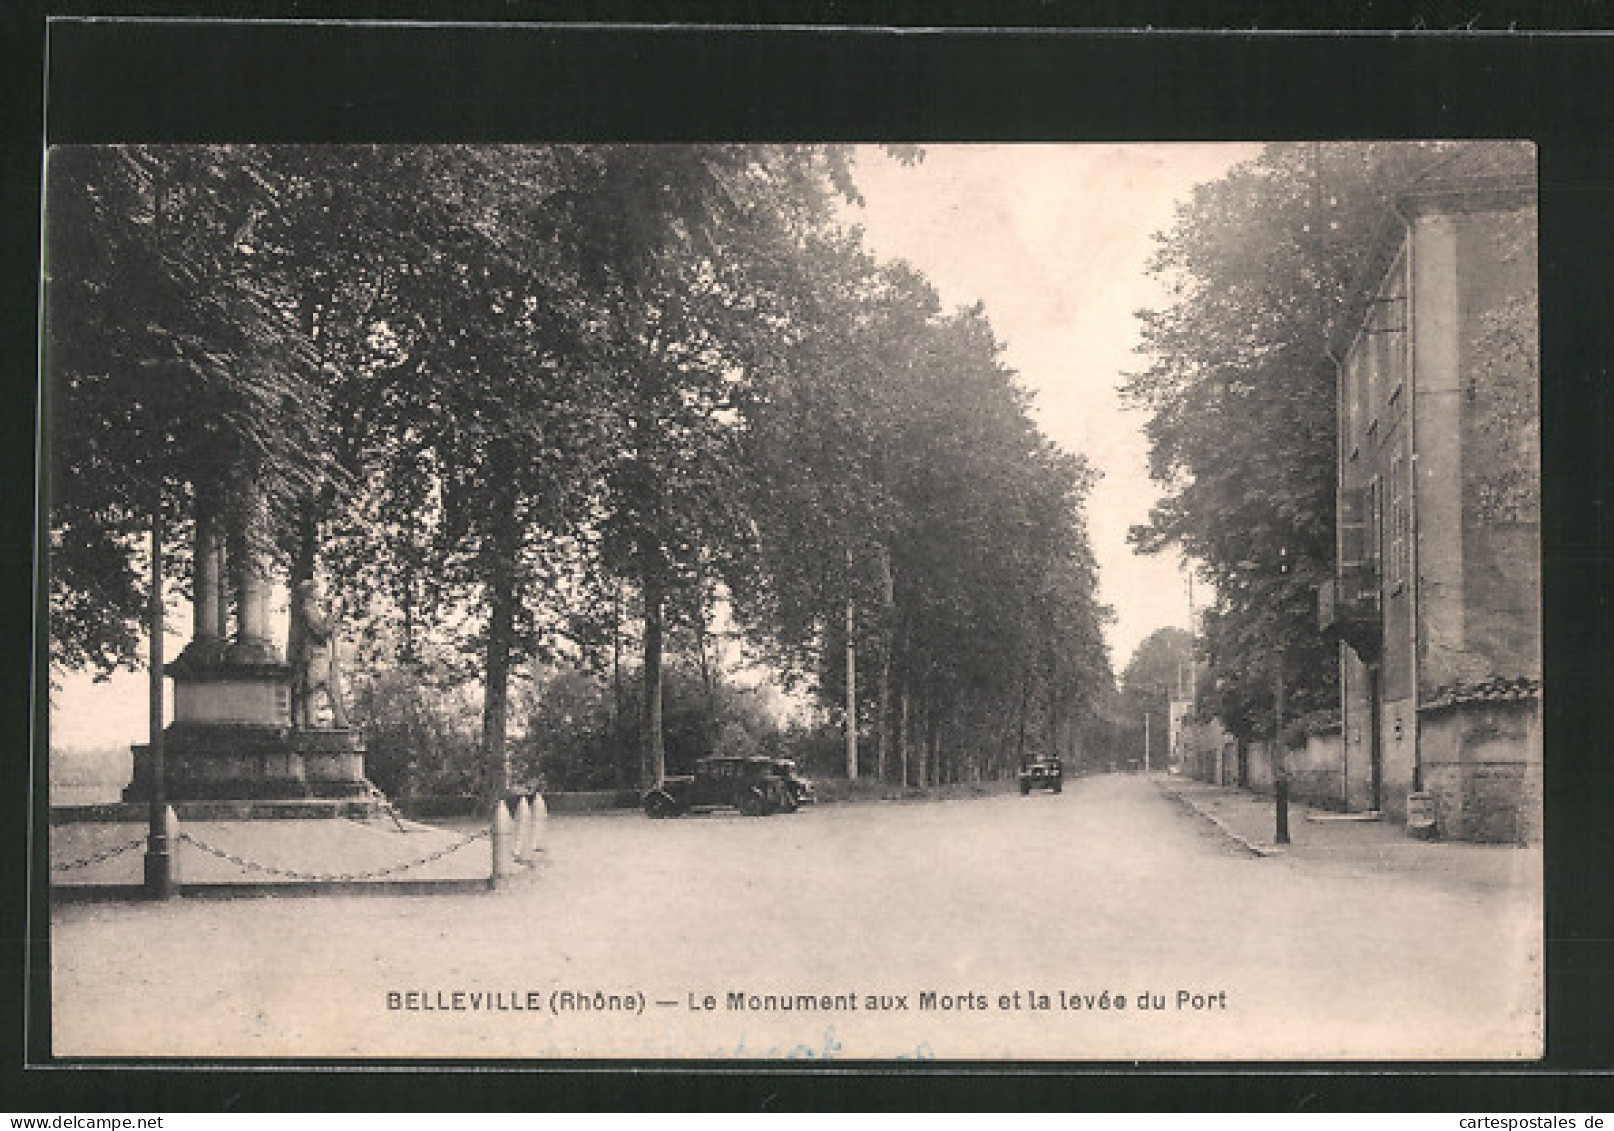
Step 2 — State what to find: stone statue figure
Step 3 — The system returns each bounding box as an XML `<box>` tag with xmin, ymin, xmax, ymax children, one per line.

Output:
<box><xmin>289</xmin><ymin>579</ymin><xmax>348</xmax><ymax>729</ymax></box>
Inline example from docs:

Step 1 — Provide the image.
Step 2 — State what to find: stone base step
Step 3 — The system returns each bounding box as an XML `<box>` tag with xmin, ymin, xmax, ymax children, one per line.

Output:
<box><xmin>52</xmin><ymin>797</ymin><xmax>387</xmax><ymax>823</ymax></box>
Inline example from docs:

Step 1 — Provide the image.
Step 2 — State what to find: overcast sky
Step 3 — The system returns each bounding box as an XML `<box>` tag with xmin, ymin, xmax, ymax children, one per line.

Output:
<box><xmin>849</xmin><ymin>142</ymin><xmax>1258</xmax><ymax>675</ymax></box>
<box><xmin>50</xmin><ymin>142</ymin><xmax>1259</xmax><ymax>751</ymax></box>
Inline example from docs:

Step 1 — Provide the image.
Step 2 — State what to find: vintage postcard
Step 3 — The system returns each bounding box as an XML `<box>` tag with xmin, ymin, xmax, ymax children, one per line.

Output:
<box><xmin>36</xmin><ymin>25</ymin><xmax>1545</xmax><ymax>1066</ymax></box>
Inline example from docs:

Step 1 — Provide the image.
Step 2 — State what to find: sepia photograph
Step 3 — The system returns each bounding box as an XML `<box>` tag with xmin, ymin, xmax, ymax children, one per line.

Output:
<box><xmin>40</xmin><ymin>135</ymin><xmax>1545</xmax><ymax>1063</ymax></box>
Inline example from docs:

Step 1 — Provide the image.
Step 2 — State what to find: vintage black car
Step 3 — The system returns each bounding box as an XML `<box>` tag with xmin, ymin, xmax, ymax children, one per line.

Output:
<box><xmin>1018</xmin><ymin>757</ymin><xmax>1063</xmax><ymax>795</ymax></box>
<box><xmin>769</xmin><ymin>758</ymin><xmax>815</xmax><ymax>809</ymax></box>
<box><xmin>642</xmin><ymin>755</ymin><xmax>814</xmax><ymax>818</ymax></box>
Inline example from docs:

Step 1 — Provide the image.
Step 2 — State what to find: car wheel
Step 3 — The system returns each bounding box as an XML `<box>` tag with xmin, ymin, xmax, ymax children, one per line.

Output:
<box><xmin>779</xmin><ymin>793</ymin><xmax>799</xmax><ymax>814</ymax></box>
<box><xmin>739</xmin><ymin>789</ymin><xmax>767</xmax><ymax>817</ymax></box>
<box><xmin>1020</xmin><ymin>782</ymin><xmax>1031</xmax><ymax>795</ymax></box>
<box><xmin>644</xmin><ymin>791</ymin><xmax>677</xmax><ymax>818</ymax></box>
<box><xmin>1053</xmin><ymin>781</ymin><xmax>1063</xmax><ymax>794</ymax></box>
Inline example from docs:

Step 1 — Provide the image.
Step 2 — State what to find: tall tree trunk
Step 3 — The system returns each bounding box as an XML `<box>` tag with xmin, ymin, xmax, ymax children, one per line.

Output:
<box><xmin>845</xmin><ymin>548</ymin><xmax>858</xmax><ymax>781</ymax></box>
<box><xmin>910</xmin><ymin>695</ymin><xmax>924</xmax><ymax>788</ymax></box>
<box><xmin>926</xmin><ymin>713</ymin><xmax>940</xmax><ymax>787</ymax></box>
<box><xmin>483</xmin><ymin>567</ymin><xmax>515</xmax><ymax>800</ymax></box>
<box><xmin>913</xmin><ymin>695</ymin><xmax>925</xmax><ymax>787</ymax></box>
<box><xmin>695</xmin><ymin>578</ymin><xmax>719</xmax><ymax>754</ymax></box>
<box><xmin>292</xmin><ymin>494</ymin><xmax>320</xmax><ymax>587</ymax></box>
<box><xmin>875</xmin><ymin>545</ymin><xmax>894</xmax><ymax>784</ymax></box>
<box><xmin>482</xmin><ymin>492</ymin><xmax>520</xmax><ymax>800</ymax></box>
<box><xmin>641</xmin><ymin>569</ymin><xmax>666</xmax><ymax>788</ymax></box>
<box><xmin>897</xmin><ymin>683</ymin><xmax>910</xmax><ymax>788</ymax></box>
<box><xmin>611</xmin><ymin>579</ymin><xmax>627</xmax><ymax>789</ymax></box>
<box><xmin>1015</xmin><ymin>676</ymin><xmax>1031</xmax><ymax>768</ymax></box>
<box><xmin>1047</xmin><ymin>683</ymin><xmax>1062</xmax><ymax>769</ymax></box>
<box><xmin>400</xmin><ymin>556</ymin><xmax>417</xmax><ymax>664</ymax></box>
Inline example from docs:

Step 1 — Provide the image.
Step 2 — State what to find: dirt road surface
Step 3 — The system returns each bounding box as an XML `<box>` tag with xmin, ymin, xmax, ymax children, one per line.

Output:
<box><xmin>49</xmin><ymin>773</ymin><xmax>1540</xmax><ymax>1061</ymax></box>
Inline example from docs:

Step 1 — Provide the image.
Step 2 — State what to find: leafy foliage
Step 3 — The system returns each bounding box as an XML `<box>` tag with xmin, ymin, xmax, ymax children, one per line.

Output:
<box><xmin>47</xmin><ymin>143</ymin><xmax>1114</xmax><ymax>797</ymax></box>
<box><xmin>46</xmin><ymin>145</ymin><xmax>337</xmax><ymax>674</ymax></box>
<box><xmin>737</xmin><ymin>243</ymin><xmax>1113</xmax><ymax>783</ymax></box>
<box><xmin>513</xmin><ymin>663</ymin><xmax>787</xmax><ymax>792</ymax></box>
<box><xmin>1116</xmin><ymin>627</ymin><xmax>1194</xmax><ymax>760</ymax></box>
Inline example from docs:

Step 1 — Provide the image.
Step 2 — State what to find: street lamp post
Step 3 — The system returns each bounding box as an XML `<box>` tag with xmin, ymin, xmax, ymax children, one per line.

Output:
<box><xmin>1273</xmin><ymin>645</ymin><xmax>1290</xmax><ymax>845</ymax></box>
<box><xmin>1273</xmin><ymin>546</ymin><xmax>1291</xmax><ymax>846</ymax></box>
<box><xmin>143</xmin><ymin>498</ymin><xmax>176</xmax><ymax>898</ymax></box>
<box><xmin>142</xmin><ymin>163</ymin><xmax>177</xmax><ymax>899</ymax></box>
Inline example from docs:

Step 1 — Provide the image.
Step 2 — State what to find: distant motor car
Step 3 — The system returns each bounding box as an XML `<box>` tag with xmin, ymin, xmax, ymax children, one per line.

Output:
<box><xmin>769</xmin><ymin>758</ymin><xmax>815</xmax><ymax>808</ymax></box>
<box><xmin>642</xmin><ymin>755</ymin><xmax>812</xmax><ymax>818</ymax></box>
<box><xmin>1018</xmin><ymin>757</ymin><xmax>1064</xmax><ymax>795</ymax></box>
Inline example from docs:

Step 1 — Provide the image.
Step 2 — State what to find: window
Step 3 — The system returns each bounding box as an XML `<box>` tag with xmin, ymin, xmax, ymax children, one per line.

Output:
<box><xmin>1368</xmin><ymin>475</ymin><xmax>1383</xmax><ymax>580</ymax></box>
<box><xmin>1350</xmin><ymin>353</ymin><xmax>1369</xmax><ymax>449</ymax></box>
<box><xmin>1365</xmin><ymin>325</ymin><xmax>1381</xmax><ymax>427</ymax></box>
<box><xmin>1387</xmin><ymin>449</ymin><xmax>1408</xmax><ymax>590</ymax></box>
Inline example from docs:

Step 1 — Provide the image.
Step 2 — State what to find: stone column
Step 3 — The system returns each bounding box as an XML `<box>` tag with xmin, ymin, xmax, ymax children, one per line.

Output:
<box><xmin>193</xmin><ymin>509</ymin><xmax>224</xmax><ymax>646</ymax></box>
<box><xmin>236</xmin><ymin>559</ymin><xmax>272</xmax><ymax>649</ymax></box>
<box><xmin>227</xmin><ymin>476</ymin><xmax>280</xmax><ymax>664</ymax></box>
<box><xmin>213</xmin><ymin>535</ymin><xmax>230</xmax><ymax>648</ymax></box>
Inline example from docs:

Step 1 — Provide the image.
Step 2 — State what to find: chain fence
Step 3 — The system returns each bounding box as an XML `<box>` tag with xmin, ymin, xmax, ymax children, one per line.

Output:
<box><xmin>177</xmin><ymin>828</ymin><xmax>492</xmax><ymax>882</ymax></box>
<box><xmin>50</xmin><ymin>828</ymin><xmax>492</xmax><ymax>883</ymax></box>
<box><xmin>50</xmin><ymin>837</ymin><xmax>148</xmax><ymax>872</ymax></box>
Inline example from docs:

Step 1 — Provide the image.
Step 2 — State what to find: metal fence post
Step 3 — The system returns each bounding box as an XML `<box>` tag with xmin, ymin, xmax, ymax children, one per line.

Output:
<box><xmin>145</xmin><ymin>804</ymin><xmax>180</xmax><ymax>899</ymax></box>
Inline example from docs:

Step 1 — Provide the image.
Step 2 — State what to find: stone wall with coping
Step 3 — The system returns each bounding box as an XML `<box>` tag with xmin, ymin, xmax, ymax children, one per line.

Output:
<box><xmin>1289</xmin><ymin>728</ymin><xmax>1346</xmax><ymax>811</ymax></box>
<box><xmin>1419</xmin><ymin>697</ymin><xmax>1541</xmax><ymax>844</ymax></box>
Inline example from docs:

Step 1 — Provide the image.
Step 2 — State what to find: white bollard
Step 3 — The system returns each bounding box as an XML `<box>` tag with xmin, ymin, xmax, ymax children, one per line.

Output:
<box><xmin>490</xmin><ymin>799</ymin><xmax>514</xmax><ymax>888</ymax></box>
<box><xmin>529</xmin><ymin>792</ymin><xmax>549</xmax><ymax>854</ymax></box>
<box><xmin>513</xmin><ymin>796</ymin><xmax>533</xmax><ymax>864</ymax></box>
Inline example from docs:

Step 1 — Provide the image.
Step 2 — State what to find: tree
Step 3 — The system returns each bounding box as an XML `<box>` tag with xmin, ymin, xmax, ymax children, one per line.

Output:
<box><xmin>562</xmin><ymin>145</ymin><xmax>857</xmax><ymax>788</ymax></box>
<box><xmin>49</xmin><ymin>145</ymin><xmax>618</xmax><ymax>797</ymax></box>
<box><xmin>311</xmin><ymin>147</ymin><xmax>618</xmax><ymax>796</ymax></box>
<box><xmin>741</xmin><ymin>280</ymin><xmax>1113</xmax><ymax>787</ymax></box>
<box><xmin>47</xmin><ymin>145</ymin><xmax>337</xmax><ymax>679</ymax></box>
<box><xmin>1118</xmin><ymin>627</ymin><xmax>1194</xmax><ymax>763</ymax></box>
<box><xmin>48</xmin><ymin>141</ymin><xmax>1117</xmax><ymax>807</ymax></box>
<box><xmin>733</xmin><ymin>245</ymin><xmax>938</xmax><ymax>780</ymax></box>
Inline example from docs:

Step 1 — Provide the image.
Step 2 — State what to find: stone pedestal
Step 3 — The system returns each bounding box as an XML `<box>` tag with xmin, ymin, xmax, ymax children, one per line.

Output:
<box><xmin>127</xmin><ymin>723</ymin><xmax>372</xmax><ymax>803</ymax></box>
<box><xmin>123</xmin><ymin>472</ymin><xmax>379</xmax><ymax>814</ymax></box>
<box><xmin>125</xmin><ymin>654</ymin><xmax>376</xmax><ymax>809</ymax></box>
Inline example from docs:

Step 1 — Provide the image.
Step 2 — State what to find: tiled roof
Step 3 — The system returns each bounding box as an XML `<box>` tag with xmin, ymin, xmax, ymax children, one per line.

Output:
<box><xmin>1401</xmin><ymin>141</ymin><xmax>1536</xmax><ymax>191</ymax></box>
<box><xmin>1420</xmin><ymin>676</ymin><xmax>1541</xmax><ymax>712</ymax></box>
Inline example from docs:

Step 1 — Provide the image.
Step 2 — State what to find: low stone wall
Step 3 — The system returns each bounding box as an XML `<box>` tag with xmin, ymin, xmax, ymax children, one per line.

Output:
<box><xmin>1420</xmin><ymin>698</ymin><xmax>1541</xmax><ymax>844</ymax></box>
<box><xmin>50</xmin><ymin>781</ymin><xmax>127</xmax><ymax>807</ymax></box>
<box><xmin>1244</xmin><ymin>740</ymin><xmax>1275</xmax><ymax>792</ymax></box>
<box><xmin>1203</xmin><ymin>731</ymin><xmax>1345</xmax><ymax>812</ymax></box>
<box><xmin>545</xmin><ymin>790</ymin><xmax>641</xmax><ymax>813</ymax></box>
<box><xmin>1176</xmin><ymin>720</ymin><xmax>1235</xmax><ymax>787</ymax></box>
<box><xmin>1173</xmin><ymin>699</ymin><xmax>1539</xmax><ymax>843</ymax></box>
<box><xmin>395</xmin><ymin>790</ymin><xmax>639</xmax><ymax>820</ymax></box>
<box><xmin>1289</xmin><ymin>729</ymin><xmax>1345</xmax><ymax>811</ymax></box>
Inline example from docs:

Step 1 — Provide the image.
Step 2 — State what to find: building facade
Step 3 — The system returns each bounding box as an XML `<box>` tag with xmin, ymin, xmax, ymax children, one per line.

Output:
<box><xmin>1321</xmin><ymin>171</ymin><xmax>1541</xmax><ymax>843</ymax></box>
